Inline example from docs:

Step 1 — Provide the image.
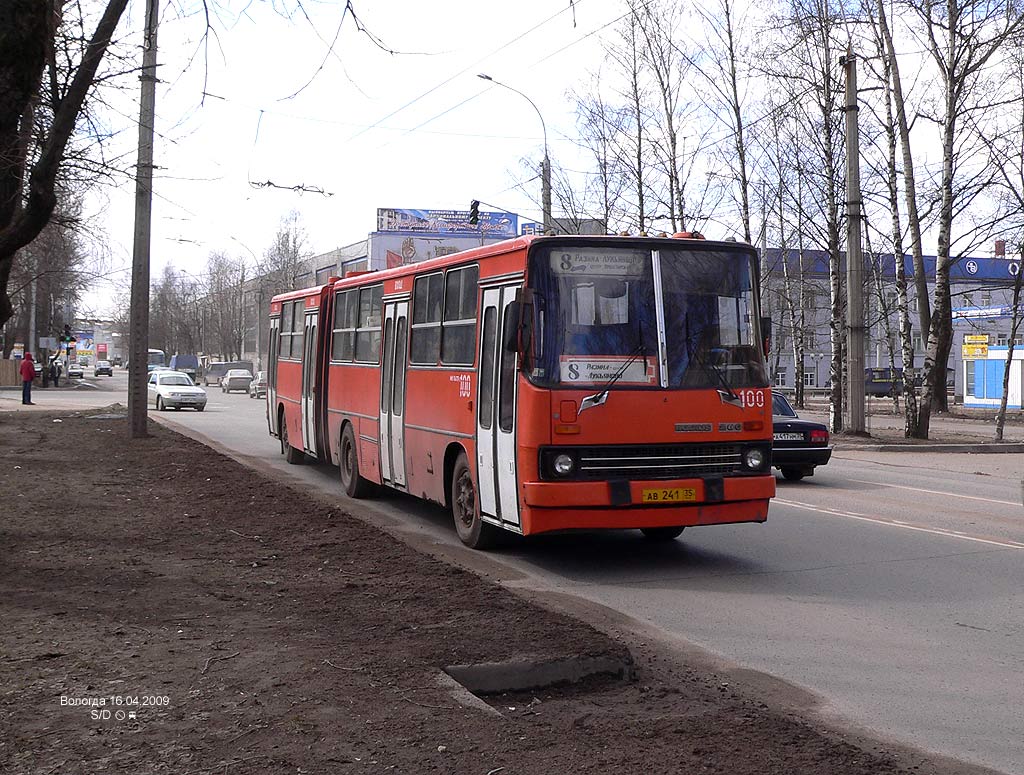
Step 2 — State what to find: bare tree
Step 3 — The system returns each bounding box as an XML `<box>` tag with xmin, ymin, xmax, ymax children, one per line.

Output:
<box><xmin>765</xmin><ymin>0</ymin><xmax>847</xmax><ymax>432</ymax></box>
<box><xmin>573</xmin><ymin>84</ymin><xmax>631</xmax><ymax>231</ymax></box>
<box><xmin>0</xmin><ymin>0</ymin><xmax>130</xmax><ymax>328</ymax></box>
<box><xmin>603</xmin><ymin>5</ymin><xmax>654</xmax><ymax>232</ymax></box>
<box><xmin>906</xmin><ymin>0</ymin><xmax>1024</xmax><ymax>436</ymax></box>
<box><xmin>689</xmin><ymin>0</ymin><xmax>759</xmax><ymax>243</ymax></box>
<box><xmin>860</xmin><ymin>4</ymin><xmax>921</xmax><ymax>435</ymax></box>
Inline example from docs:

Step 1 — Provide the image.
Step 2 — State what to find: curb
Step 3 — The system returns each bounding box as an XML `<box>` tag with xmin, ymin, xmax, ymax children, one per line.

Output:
<box><xmin>444</xmin><ymin>654</ymin><xmax>633</xmax><ymax>695</ymax></box>
<box><xmin>836</xmin><ymin>442</ymin><xmax>1024</xmax><ymax>454</ymax></box>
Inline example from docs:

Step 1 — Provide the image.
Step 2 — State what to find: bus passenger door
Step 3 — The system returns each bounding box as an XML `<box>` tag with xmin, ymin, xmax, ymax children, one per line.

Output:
<box><xmin>267</xmin><ymin>315</ymin><xmax>280</xmax><ymax>436</ymax></box>
<box><xmin>379</xmin><ymin>301</ymin><xmax>408</xmax><ymax>488</ymax></box>
<box><xmin>301</xmin><ymin>311</ymin><xmax>319</xmax><ymax>456</ymax></box>
<box><xmin>476</xmin><ymin>286</ymin><xmax>520</xmax><ymax>528</ymax></box>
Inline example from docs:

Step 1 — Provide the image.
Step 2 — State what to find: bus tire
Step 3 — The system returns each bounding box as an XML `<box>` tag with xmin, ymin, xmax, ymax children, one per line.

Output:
<box><xmin>451</xmin><ymin>452</ymin><xmax>499</xmax><ymax>550</ymax></box>
<box><xmin>280</xmin><ymin>412</ymin><xmax>304</xmax><ymax>465</ymax></box>
<box><xmin>640</xmin><ymin>526</ymin><xmax>685</xmax><ymax>541</ymax></box>
<box><xmin>340</xmin><ymin>424</ymin><xmax>375</xmax><ymax>498</ymax></box>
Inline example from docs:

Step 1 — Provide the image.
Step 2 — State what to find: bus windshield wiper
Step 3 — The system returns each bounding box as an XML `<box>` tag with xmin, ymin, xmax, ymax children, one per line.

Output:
<box><xmin>691</xmin><ymin>347</ymin><xmax>743</xmax><ymax>407</ymax></box>
<box><xmin>579</xmin><ymin>342</ymin><xmax>646</xmax><ymax>415</ymax></box>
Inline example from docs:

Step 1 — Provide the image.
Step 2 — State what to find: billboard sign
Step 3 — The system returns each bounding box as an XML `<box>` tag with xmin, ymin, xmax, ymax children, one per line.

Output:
<box><xmin>369</xmin><ymin>233</ymin><xmax>506</xmax><ymax>271</ymax></box>
<box><xmin>377</xmin><ymin>207</ymin><xmax>517</xmax><ymax>239</ymax></box>
<box><xmin>73</xmin><ymin>330</ymin><xmax>95</xmax><ymax>363</ymax></box>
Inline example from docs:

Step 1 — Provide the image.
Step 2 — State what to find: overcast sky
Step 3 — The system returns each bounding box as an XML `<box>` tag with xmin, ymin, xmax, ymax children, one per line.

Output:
<box><xmin>83</xmin><ymin>0</ymin><xmax>625</xmax><ymax>314</ymax></box>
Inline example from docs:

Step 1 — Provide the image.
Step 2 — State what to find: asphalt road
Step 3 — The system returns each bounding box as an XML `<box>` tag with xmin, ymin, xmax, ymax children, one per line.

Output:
<box><xmin>10</xmin><ymin>371</ymin><xmax>1023</xmax><ymax>774</ymax></box>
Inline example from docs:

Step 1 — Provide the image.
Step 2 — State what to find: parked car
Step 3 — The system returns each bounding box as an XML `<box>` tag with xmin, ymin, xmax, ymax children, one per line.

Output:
<box><xmin>67</xmin><ymin>362</ymin><xmax>84</xmax><ymax>379</ymax></box>
<box><xmin>249</xmin><ymin>370</ymin><xmax>267</xmax><ymax>399</ymax></box>
<box><xmin>221</xmin><ymin>369</ymin><xmax>253</xmax><ymax>393</ymax></box>
<box><xmin>771</xmin><ymin>392</ymin><xmax>832</xmax><ymax>481</ymax></box>
<box><xmin>93</xmin><ymin>360</ymin><xmax>113</xmax><ymax>377</ymax></box>
<box><xmin>148</xmin><ymin>370</ymin><xmax>207</xmax><ymax>411</ymax></box>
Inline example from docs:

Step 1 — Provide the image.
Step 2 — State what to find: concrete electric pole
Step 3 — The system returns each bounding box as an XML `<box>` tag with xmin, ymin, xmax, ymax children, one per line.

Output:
<box><xmin>128</xmin><ymin>0</ymin><xmax>159</xmax><ymax>438</ymax></box>
<box><xmin>842</xmin><ymin>46</ymin><xmax>866</xmax><ymax>434</ymax></box>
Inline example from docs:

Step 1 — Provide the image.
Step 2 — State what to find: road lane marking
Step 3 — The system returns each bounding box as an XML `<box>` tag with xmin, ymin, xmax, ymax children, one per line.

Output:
<box><xmin>846</xmin><ymin>478</ymin><xmax>1018</xmax><ymax>507</ymax></box>
<box><xmin>775</xmin><ymin>498</ymin><xmax>1024</xmax><ymax>550</ymax></box>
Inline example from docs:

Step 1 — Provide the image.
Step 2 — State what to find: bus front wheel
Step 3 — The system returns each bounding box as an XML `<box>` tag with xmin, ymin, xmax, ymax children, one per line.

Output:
<box><xmin>451</xmin><ymin>453</ymin><xmax>499</xmax><ymax>550</ymax></box>
<box><xmin>340</xmin><ymin>424</ymin><xmax>375</xmax><ymax>498</ymax></box>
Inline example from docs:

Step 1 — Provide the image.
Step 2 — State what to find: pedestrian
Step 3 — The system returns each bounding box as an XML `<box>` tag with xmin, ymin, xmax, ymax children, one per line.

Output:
<box><xmin>49</xmin><ymin>358</ymin><xmax>60</xmax><ymax>388</ymax></box>
<box><xmin>20</xmin><ymin>352</ymin><xmax>36</xmax><ymax>405</ymax></box>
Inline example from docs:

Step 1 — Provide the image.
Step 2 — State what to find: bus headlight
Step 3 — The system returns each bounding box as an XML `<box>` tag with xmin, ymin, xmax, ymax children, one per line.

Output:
<box><xmin>743</xmin><ymin>447</ymin><xmax>767</xmax><ymax>471</ymax></box>
<box><xmin>552</xmin><ymin>454</ymin><xmax>575</xmax><ymax>477</ymax></box>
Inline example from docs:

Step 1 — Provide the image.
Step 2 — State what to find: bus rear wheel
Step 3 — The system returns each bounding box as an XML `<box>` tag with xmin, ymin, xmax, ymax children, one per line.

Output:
<box><xmin>340</xmin><ymin>424</ymin><xmax>375</xmax><ymax>498</ymax></box>
<box><xmin>451</xmin><ymin>452</ymin><xmax>499</xmax><ymax>550</ymax></box>
<box><xmin>640</xmin><ymin>526</ymin><xmax>685</xmax><ymax>541</ymax></box>
<box><xmin>280</xmin><ymin>411</ymin><xmax>304</xmax><ymax>465</ymax></box>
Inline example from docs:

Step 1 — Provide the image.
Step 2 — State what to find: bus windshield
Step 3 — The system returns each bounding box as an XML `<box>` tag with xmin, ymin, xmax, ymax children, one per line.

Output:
<box><xmin>527</xmin><ymin>242</ymin><xmax>767</xmax><ymax>390</ymax></box>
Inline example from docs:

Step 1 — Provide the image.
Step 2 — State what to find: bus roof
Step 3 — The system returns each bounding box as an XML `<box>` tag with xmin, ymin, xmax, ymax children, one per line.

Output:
<box><xmin>271</xmin><ymin>232</ymin><xmax>748</xmax><ymax>302</ymax></box>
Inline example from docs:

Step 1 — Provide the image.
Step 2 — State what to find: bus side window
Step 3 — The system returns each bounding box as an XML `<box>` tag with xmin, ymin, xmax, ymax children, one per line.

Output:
<box><xmin>411</xmin><ymin>273</ymin><xmax>443</xmax><ymax>364</ymax></box>
<box><xmin>291</xmin><ymin>301</ymin><xmax>304</xmax><ymax>359</ymax></box>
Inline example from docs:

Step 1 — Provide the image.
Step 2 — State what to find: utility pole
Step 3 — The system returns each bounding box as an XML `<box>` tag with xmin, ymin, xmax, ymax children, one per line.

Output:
<box><xmin>128</xmin><ymin>0</ymin><xmax>159</xmax><ymax>438</ymax></box>
<box><xmin>842</xmin><ymin>46</ymin><xmax>865</xmax><ymax>434</ymax></box>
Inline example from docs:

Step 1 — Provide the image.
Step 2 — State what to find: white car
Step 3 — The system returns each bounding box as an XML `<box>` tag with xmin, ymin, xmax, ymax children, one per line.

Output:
<box><xmin>67</xmin><ymin>362</ymin><xmax>84</xmax><ymax>379</ymax></box>
<box><xmin>148</xmin><ymin>370</ymin><xmax>207</xmax><ymax>411</ymax></box>
<box><xmin>221</xmin><ymin>369</ymin><xmax>253</xmax><ymax>393</ymax></box>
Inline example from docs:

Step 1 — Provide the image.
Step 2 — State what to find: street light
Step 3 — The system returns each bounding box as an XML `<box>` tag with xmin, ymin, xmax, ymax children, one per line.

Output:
<box><xmin>477</xmin><ymin>73</ymin><xmax>552</xmax><ymax>234</ymax></box>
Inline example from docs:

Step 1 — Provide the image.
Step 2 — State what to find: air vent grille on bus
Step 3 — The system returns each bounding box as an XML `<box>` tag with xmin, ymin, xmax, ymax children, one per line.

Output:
<box><xmin>544</xmin><ymin>444</ymin><xmax>745</xmax><ymax>481</ymax></box>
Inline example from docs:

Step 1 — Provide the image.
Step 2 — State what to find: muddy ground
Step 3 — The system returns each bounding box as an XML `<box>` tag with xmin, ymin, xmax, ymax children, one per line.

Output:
<box><xmin>0</xmin><ymin>408</ymin><xmax>993</xmax><ymax>774</ymax></box>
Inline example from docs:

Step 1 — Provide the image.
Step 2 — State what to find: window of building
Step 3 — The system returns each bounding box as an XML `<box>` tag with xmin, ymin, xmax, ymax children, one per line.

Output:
<box><xmin>981</xmin><ymin>292</ymin><xmax>992</xmax><ymax>307</ymax></box>
<box><xmin>316</xmin><ymin>265</ymin><xmax>337</xmax><ymax>285</ymax></box>
<box><xmin>440</xmin><ymin>266</ymin><xmax>479</xmax><ymax>365</ymax></box>
<box><xmin>963</xmin><ymin>292</ymin><xmax>974</xmax><ymax>307</ymax></box>
<box><xmin>803</xmin><ymin>371</ymin><xmax>817</xmax><ymax>387</ymax></box>
<box><xmin>997</xmin><ymin>332</ymin><xmax>1008</xmax><ymax>346</ymax></box>
<box><xmin>913</xmin><ymin>333</ymin><xmax>924</xmax><ymax>352</ymax></box>
<box><xmin>775</xmin><ymin>368</ymin><xmax>787</xmax><ymax>387</ymax></box>
<box><xmin>411</xmin><ymin>272</ymin><xmax>444</xmax><ymax>364</ymax></box>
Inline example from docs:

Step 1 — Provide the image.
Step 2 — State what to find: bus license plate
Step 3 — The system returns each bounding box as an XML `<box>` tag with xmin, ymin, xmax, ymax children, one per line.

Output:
<box><xmin>641</xmin><ymin>487</ymin><xmax>697</xmax><ymax>503</ymax></box>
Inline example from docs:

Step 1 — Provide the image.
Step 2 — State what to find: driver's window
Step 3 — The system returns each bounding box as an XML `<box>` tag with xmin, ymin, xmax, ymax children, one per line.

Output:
<box><xmin>148</xmin><ymin>374</ymin><xmax>157</xmax><ymax>385</ymax></box>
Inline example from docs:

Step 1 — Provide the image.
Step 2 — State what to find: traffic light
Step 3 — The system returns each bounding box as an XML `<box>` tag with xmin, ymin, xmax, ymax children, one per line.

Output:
<box><xmin>469</xmin><ymin>199</ymin><xmax>480</xmax><ymax>226</ymax></box>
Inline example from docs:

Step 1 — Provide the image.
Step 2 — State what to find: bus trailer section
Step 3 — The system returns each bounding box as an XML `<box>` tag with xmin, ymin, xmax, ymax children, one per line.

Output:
<box><xmin>268</xmin><ymin>233</ymin><xmax>775</xmax><ymax>548</ymax></box>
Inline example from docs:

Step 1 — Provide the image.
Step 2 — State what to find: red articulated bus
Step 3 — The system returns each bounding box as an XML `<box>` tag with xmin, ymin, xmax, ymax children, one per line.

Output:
<box><xmin>268</xmin><ymin>234</ymin><xmax>775</xmax><ymax>548</ymax></box>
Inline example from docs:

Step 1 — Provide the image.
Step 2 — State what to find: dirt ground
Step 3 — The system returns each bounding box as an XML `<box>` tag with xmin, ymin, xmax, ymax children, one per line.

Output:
<box><xmin>0</xmin><ymin>408</ymin><xmax>996</xmax><ymax>774</ymax></box>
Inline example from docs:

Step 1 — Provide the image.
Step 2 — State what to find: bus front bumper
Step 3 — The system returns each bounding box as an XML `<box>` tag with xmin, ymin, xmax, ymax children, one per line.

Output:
<box><xmin>518</xmin><ymin>475</ymin><xmax>775</xmax><ymax>534</ymax></box>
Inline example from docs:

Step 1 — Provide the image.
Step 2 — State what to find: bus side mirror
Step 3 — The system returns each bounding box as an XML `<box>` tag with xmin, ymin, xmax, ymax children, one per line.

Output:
<box><xmin>760</xmin><ymin>316</ymin><xmax>772</xmax><ymax>359</ymax></box>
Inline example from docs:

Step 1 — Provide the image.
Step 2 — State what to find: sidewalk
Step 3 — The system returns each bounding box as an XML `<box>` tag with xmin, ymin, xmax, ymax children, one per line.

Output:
<box><xmin>0</xmin><ymin>408</ymin><xmax>983</xmax><ymax>775</ymax></box>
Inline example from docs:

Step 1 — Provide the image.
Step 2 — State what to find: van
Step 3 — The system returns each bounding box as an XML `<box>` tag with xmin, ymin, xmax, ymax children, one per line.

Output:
<box><xmin>168</xmin><ymin>354</ymin><xmax>200</xmax><ymax>381</ymax></box>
